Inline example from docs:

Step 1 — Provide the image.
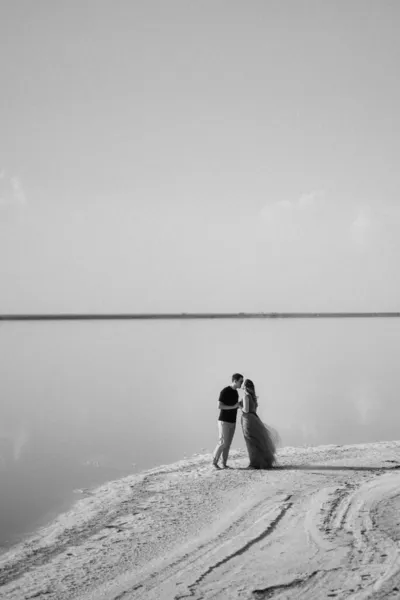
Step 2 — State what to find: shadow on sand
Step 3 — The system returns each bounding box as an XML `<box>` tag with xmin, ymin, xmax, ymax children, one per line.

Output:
<box><xmin>233</xmin><ymin>462</ymin><xmax>400</xmax><ymax>472</ymax></box>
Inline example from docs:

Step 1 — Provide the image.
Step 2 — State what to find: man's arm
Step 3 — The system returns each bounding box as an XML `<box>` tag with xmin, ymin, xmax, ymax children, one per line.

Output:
<box><xmin>217</xmin><ymin>388</ymin><xmax>240</xmax><ymax>410</ymax></box>
<box><xmin>218</xmin><ymin>401</ymin><xmax>240</xmax><ymax>410</ymax></box>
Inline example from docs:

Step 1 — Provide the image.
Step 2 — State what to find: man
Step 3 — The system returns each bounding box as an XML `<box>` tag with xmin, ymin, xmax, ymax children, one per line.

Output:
<box><xmin>212</xmin><ymin>373</ymin><xmax>244</xmax><ymax>469</ymax></box>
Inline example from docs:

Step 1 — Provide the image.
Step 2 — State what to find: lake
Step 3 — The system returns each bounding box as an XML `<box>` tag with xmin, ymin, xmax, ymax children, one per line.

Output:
<box><xmin>1</xmin><ymin>317</ymin><xmax>399</xmax><ymax>547</ymax></box>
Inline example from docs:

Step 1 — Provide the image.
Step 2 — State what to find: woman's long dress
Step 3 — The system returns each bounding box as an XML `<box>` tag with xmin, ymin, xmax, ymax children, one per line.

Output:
<box><xmin>241</xmin><ymin>395</ymin><xmax>278</xmax><ymax>469</ymax></box>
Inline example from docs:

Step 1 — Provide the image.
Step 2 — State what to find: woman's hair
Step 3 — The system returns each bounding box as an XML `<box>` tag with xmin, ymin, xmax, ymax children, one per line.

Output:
<box><xmin>244</xmin><ymin>379</ymin><xmax>258</xmax><ymax>404</ymax></box>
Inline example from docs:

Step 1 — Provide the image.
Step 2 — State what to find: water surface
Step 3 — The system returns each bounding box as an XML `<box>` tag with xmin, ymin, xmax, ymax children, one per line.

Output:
<box><xmin>1</xmin><ymin>318</ymin><xmax>399</xmax><ymax>546</ymax></box>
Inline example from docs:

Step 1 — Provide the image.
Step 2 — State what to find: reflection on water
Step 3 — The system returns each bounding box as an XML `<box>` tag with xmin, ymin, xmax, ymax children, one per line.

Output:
<box><xmin>1</xmin><ymin>318</ymin><xmax>400</xmax><ymax>546</ymax></box>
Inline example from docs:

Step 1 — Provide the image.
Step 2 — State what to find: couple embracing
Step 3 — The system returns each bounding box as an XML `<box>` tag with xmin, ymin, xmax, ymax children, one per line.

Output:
<box><xmin>212</xmin><ymin>373</ymin><xmax>278</xmax><ymax>470</ymax></box>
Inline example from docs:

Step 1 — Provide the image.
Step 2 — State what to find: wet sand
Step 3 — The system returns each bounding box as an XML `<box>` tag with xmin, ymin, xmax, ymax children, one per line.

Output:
<box><xmin>1</xmin><ymin>441</ymin><xmax>400</xmax><ymax>599</ymax></box>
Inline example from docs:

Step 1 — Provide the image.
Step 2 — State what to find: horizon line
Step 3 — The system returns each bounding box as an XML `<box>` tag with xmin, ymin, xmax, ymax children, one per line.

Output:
<box><xmin>1</xmin><ymin>312</ymin><xmax>400</xmax><ymax>321</ymax></box>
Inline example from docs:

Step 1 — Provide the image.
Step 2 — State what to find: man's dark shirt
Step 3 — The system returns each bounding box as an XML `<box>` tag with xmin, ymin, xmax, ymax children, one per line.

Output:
<box><xmin>218</xmin><ymin>386</ymin><xmax>239</xmax><ymax>423</ymax></box>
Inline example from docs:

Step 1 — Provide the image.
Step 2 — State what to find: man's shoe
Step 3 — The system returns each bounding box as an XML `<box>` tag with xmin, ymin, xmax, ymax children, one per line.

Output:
<box><xmin>222</xmin><ymin>464</ymin><xmax>232</xmax><ymax>469</ymax></box>
<box><xmin>212</xmin><ymin>461</ymin><xmax>221</xmax><ymax>469</ymax></box>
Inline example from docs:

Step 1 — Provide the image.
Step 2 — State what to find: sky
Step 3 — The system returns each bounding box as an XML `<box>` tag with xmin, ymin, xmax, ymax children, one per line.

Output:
<box><xmin>1</xmin><ymin>0</ymin><xmax>400</xmax><ymax>313</ymax></box>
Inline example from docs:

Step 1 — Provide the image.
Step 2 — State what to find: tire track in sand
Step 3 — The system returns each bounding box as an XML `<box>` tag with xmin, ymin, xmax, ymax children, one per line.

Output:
<box><xmin>92</xmin><ymin>466</ymin><xmax>400</xmax><ymax>600</ymax></box>
<box><xmin>173</xmin><ymin>495</ymin><xmax>293</xmax><ymax>600</ymax></box>
<box><xmin>259</xmin><ymin>471</ymin><xmax>400</xmax><ymax>600</ymax></box>
<box><xmin>4</xmin><ymin>445</ymin><xmax>400</xmax><ymax>600</ymax></box>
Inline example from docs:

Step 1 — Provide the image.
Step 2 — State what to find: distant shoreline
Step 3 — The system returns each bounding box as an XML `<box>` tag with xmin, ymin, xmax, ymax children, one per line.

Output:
<box><xmin>1</xmin><ymin>312</ymin><xmax>400</xmax><ymax>321</ymax></box>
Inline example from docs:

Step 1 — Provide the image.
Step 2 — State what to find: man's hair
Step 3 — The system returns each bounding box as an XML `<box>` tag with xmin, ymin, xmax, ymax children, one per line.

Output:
<box><xmin>232</xmin><ymin>373</ymin><xmax>243</xmax><ymax>382</ymax></box>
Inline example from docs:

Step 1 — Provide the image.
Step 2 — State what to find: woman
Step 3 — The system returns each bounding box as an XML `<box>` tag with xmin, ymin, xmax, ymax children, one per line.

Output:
<box><xmin>240</xmin><ymin>379</ymin><xmax>279</xmax><ymax>469</ymax></box>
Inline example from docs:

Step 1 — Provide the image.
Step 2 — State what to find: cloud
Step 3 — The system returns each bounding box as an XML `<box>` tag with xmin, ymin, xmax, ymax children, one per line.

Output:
<box><xmin>259</xmin><ymin>199</ymin><xmax>292</xmax><ymax>224</ymax></box>
<box><xmin>350</xmin><ymin>208</ymin><xmax>372</xmax><ymax>250</ymax></box>
<box><xmin>10</xmin><ymin>176</ymin><xmax>27</xmax><ymax>206</ymax></box>
<box><xmin>0</xmin><ymin>171</ymin><xmax>27</xmax><ymax>208</ymax></box>
<box><xmin>297</xmin><ymin>190</ymin><xmax>324</xmax><ymax>209</ymax></box>
<box><xmin>275</xmin><ymin>200</ymin><xmax>293</xmax><ymax>210</ymax></box>
<box><xmin>260</xmin><ymin>190</ymin><xmax>324</xmax><ymax>222</ymax></box>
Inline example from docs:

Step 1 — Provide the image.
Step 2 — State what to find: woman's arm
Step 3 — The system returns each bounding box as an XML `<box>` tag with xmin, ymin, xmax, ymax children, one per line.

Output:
<box><xmin>242</xmin><ymin>394</ymin><xmax>250</xmax><ymax>413</ymax></box>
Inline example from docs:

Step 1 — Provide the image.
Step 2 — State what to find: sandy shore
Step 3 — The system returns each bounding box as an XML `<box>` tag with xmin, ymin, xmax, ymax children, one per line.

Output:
<box><xmin>2</xmin><ymin>441</ymin><xmax>400</xmax><ymax>599</ymax></box>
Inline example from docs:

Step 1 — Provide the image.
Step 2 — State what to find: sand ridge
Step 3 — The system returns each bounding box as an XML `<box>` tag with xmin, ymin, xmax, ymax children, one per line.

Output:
<box><xmin>1</xmin><ymin>442</ymin><xmax>400</xmax><ymax>599</ymax></box>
